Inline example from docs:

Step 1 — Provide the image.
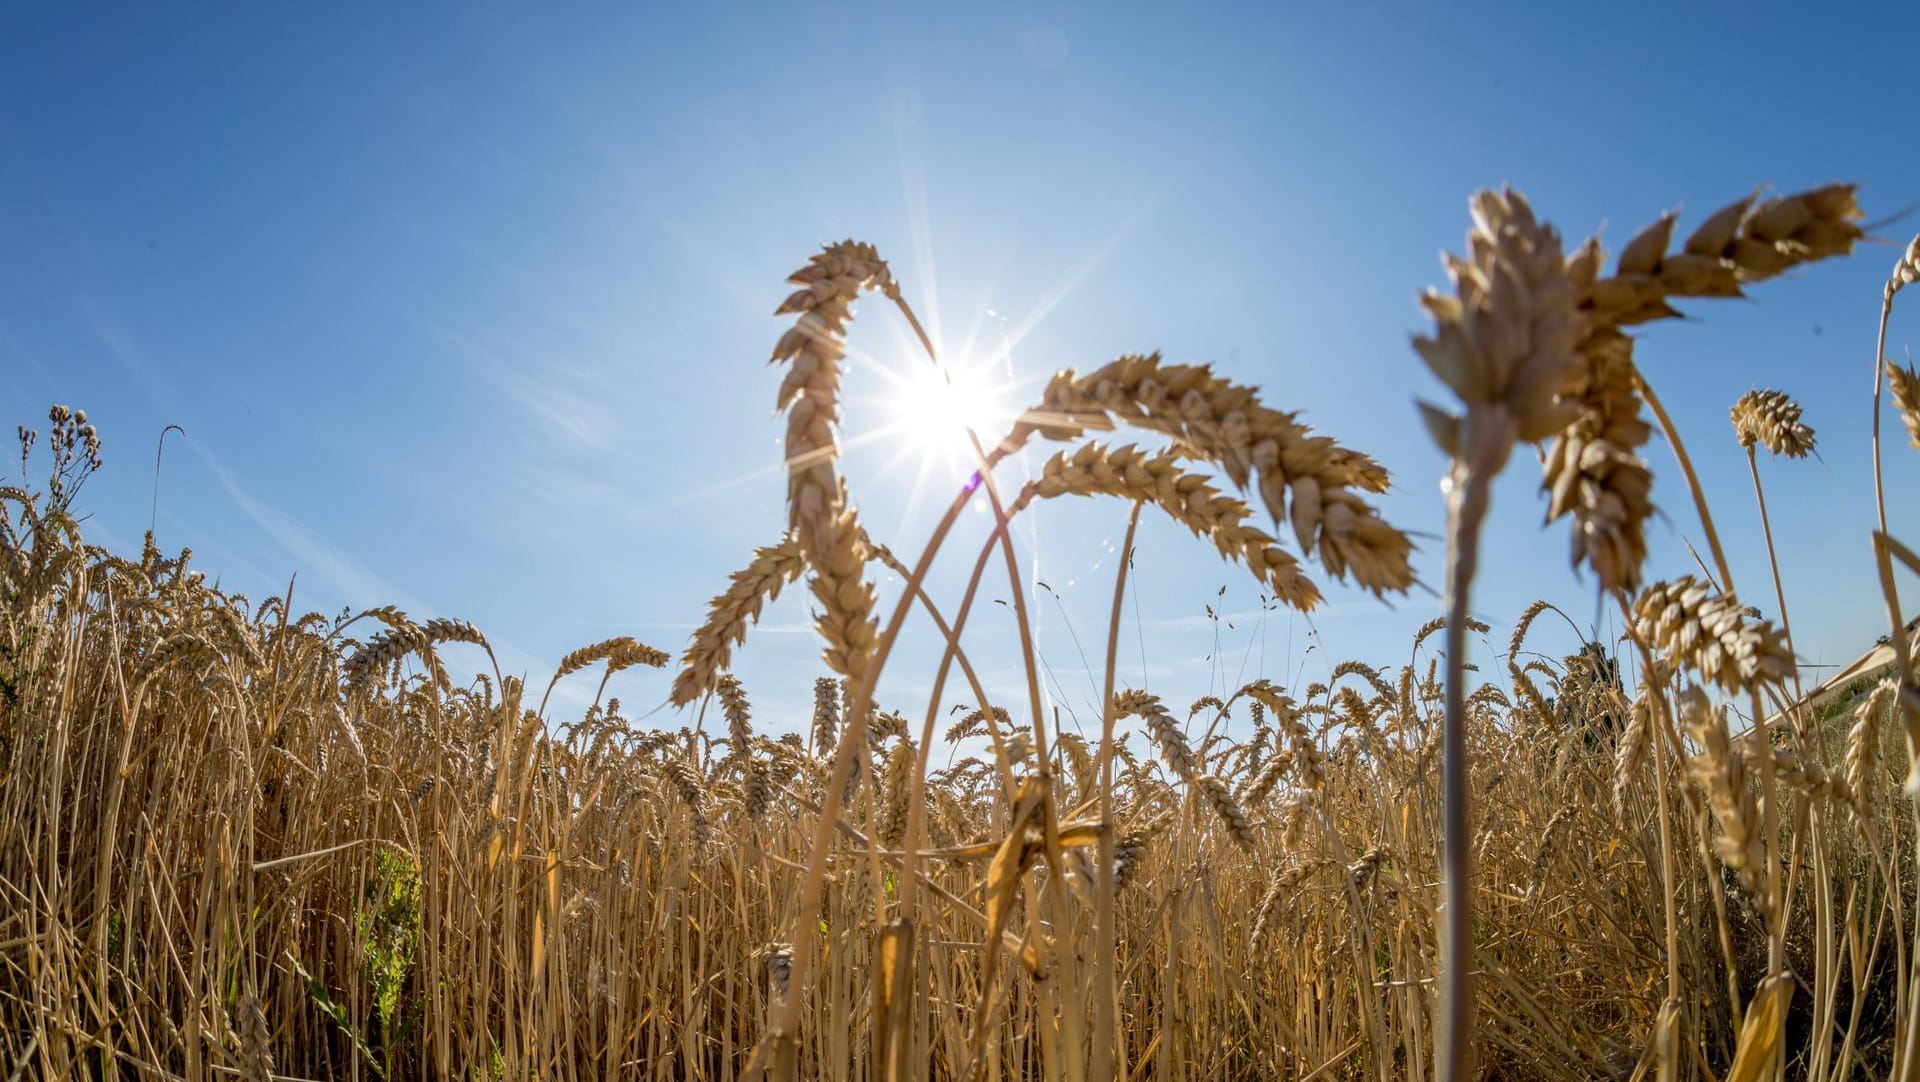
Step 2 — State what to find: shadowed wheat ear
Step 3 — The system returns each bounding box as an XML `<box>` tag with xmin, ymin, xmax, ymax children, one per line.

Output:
<box><xmin>1731</xmin><ymin>389</ymin><xmax>1816</xmax><ymax>459</ymax></box>
<box><xmin>343</xmin><ymin>613</ymin><xmax>496</xmax><ymax>692</ymax></box>
<box><xmin>1547</xmin><ymin>184</ymin><xmax>1861</xmax><ymax>594</ymax></box>
<box><xmin>1414</xmin><ymin>186</ymin><xmax>1584</xmax><ymax>1082</ymax></box>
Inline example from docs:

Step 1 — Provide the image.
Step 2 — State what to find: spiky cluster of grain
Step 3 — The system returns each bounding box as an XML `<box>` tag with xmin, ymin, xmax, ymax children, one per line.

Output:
<box><xmin>1677</xmin><ymin>685</ymin><xmax>1772</xmax><ymax>923</ymax></box>
<box><xmin>1020</xmin><ymin>441</ymin><xmax>1318</xmax><ymax>607</ymax></box>
<box><xmin>672</xmin><ymin>536</ymin><xmax>805</xmax><ymax>705</ymax></box>
<box><xmin>1414</xmin><ymin>188</ymin><xmax>1582</xmax><ymax>478</ymax></box>
<box><xmin>1731</xmin><ymin>389</ymin><xmax>1817</xmax><ymax>458</ymax></box>
<box><xmin>771</xmin><ymin>242</ymin><xmax>897</xmax><ymax>557</ymax></box>
<box><xmin>1888</xmin><ymin>361</ymin><xmax>1920</xmax><ymax>451</ymax></box>
<box><xmin>1011</xmin><ymin>353</ymin><xmax>1412</xmax><ymax>597</ymax></box>
<box><xmin>1632</xmin><ymin>576</ymin><xmax>1794</xmax><ymax>694</ymax></box>
<box><xmin>1539</xmin><ymin>185</ymin><xmax>1863</xmax><ymax>592</ymax></box>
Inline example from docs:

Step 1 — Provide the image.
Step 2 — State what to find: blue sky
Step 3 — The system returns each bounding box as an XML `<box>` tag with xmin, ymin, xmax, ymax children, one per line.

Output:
<box><xmin>5</xmin><ymin>4</ymin><xmax>1919</xmax><ymax>738</ymax></box>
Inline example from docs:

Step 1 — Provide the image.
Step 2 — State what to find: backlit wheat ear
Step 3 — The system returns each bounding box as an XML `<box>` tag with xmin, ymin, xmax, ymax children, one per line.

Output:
<box><xmin>771</xmin><ymin>240</ymin><xmax>897</xmax><ymax>564</ymax></box>
<box><xmin>1020</xmin><ymin>441</ymin><xmax>1321</xmax><ymax>609</ymax></box>
<box><xmin>1113</xmin><ymin>689</ymin><xmax>1198</xmax><ymax>782</ymax></box>
<box><xmin>1891</xmin><ymin>233</ymin><xmax>1920</xmax><ymax>300</ymax></box>
<box><xmin>1631</xmin><ymin>576</ymin><xmax>1794</xmax><ymax>695</ymax></box>
<box><xmin>1016</xmin><ymin>353</ymin><xmax>1413</xmax><ymax>595</ymax></box>
<box><xmin>805</xmin><ymin>489</ymin><xmax>879</xmax><ymax>681</ymax></box>
<box><xmin>1731</xmin><ymin>389</ymin><xmax>1817</xmax><ymax>459</ymax></box>
<box><xmin>671</xmin><ymin>535</ymin><xmax>805</xmax><ymax>706</ymax></box>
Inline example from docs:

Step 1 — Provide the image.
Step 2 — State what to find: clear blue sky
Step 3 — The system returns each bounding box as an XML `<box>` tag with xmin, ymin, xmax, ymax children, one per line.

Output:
<box><xmin>6</xmin><ymin>4</ymin><xmax>1918</xmax><ymax>736</ymax></box>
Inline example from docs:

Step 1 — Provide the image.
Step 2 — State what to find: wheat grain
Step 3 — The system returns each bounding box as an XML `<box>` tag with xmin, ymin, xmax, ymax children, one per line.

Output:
<box><xmin>1731</xmin><ymin>389</ymin><xmax>1816</xmax><ymax>459</ymax></box>
<box><xmin>672</xmin><ymin>535</ymin><xmax>806</xmax><ymax>705</ymax></box>
<box><xmin>1632</xmin><ymin>576</ymin><xmax>1794</xmax><ymax>695</ymax></box>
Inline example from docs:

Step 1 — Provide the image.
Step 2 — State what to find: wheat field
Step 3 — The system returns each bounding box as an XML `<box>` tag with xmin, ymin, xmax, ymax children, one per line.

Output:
<box><xmin>4</xmin><ymin>186</ymin><xmax>1920</xmax><ymax>1080</ymax></box>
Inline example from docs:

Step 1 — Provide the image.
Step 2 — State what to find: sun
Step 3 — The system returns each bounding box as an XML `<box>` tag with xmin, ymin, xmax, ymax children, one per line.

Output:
<box><xmin>889</xmin><ymin>361</ymin><xmax>1013</xmax><ymax>459</ymax></box>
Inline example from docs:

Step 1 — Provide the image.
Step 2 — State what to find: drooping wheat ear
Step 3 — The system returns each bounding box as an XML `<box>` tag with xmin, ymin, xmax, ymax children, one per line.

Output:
<box><xmin>765</xmin><ymin>943</ymin><xmax>793</xmax><ymax>1002</ymax></box>
<box><xmin>421</xmin><ymin>616</ymin><xmax>488</xmax><ymax>650</ymax></box>
<box><xmin>1730</xmin><ymin>389</ymin><xmax>1816</xmax><ymax>459</ymax></box>
<box><xmin>1194</xmin><ymin>774</ymin><xmax>1255</xmax><ymax>848</ymax></box>
<box><xmin>671</xmin><ymin>535</ymin><xmax>805</xmax><ymax>706</ymax></box>
<box><xmin>1847</xmin><ymin>680</ymin><xmax>1895</xmax><ymax>824</ymax></box>
<box><xmin>236</xmin><ymin>993</ymin><xmax>274</xmax><ymax>1082</ymax></box>
<box><xmin>1114</xmin><ymin>689</ymin><xmax>1198</xmax><ymax>782</ymax></box>
<box><xmin>1678</xmin><ymin>683</ymin><xmax>1772</xmax><ymax>923</ymax></box>
<box><xmin>1887</xmin><ymin>361</ymin><xmax>1920</xmax><ymax>450</ymax></box>
<box><xmin>342</xmin><ymin>621</ymin><xmax>428</xmax><ymax>690</ymax></box>
<box><xmin>543</xmin><ymin>636</ymin><xmax>669</xmax><ymax>714</ymax></box>
<box><xmin>139</xmin><ymin>631</ymin><xmax>217</xmax><ymax>681</ymax></box>
<box><xmin>944</xmin><ymin>705</ymin><xmax>1009</xmax><ymax>743</ymax></box>
<box><xmin>1632</xmin><ymin>576</ymin><xmax>1794</xmax><ymax>695</ymax></box>
<box><xmin>1612</xmin><ymin>692</ymin><xmax>1654</xmax><ymax>816</ymax></box>
<box><xmin>660</xmin><ymin>757</ymin><xmax>711</xmax><ymax>847</ymax></box>
<box><xmin>806</xmin><ymin>489</ymin><xmax>878</xmax><ymax>681</ymax></box>
<box><xmin>717</xmin><ymin>674</ymin><xmax>753</xmax><ymax>757</ymax></box>
<box><xmin>1545</xmin><ymin>184</ymin><xmax>1861</xmax><ymax>593</ymax></box>
<box><xmin>552</xmin><ymin>636</ymin><xmax>668</xmax><ymax>682</ymax></box>
<box><xmin>1014</xmin><ymin>353</ymin><xmax>1413</xmax><ymax>596</ymax></box>
<box><xmin>1019</xmin><ymin>441</ymin><xmax>1320</xmax><ymax>608</ymax></box>
<box><xmin>1758</xmin><ymin>744</ymin><xmax>1855</xmax><ymax>814</ymax></box>
<box><xmin>1507</xmin><ymin>599</ymin><xmax>1553</xmax><ymax>661</ymax></box>
<box><xmin>811</xmin><ymin>676</ymin><xmax>840</xmax><ymax>754</ymax></box>
<box><xmin>771</xmin><ymin>240</ymin><xmax>898</xmax><ymax>562</ymax></box>
<box><xmin>1542</xmin><ymin>323</ymin><xmax>1653</xmax><ymax>593</ymax></box>
<box><xmin>877</xmin><ymin>741</ymin><xmax>915</xmax><ymax>848</ymax></box>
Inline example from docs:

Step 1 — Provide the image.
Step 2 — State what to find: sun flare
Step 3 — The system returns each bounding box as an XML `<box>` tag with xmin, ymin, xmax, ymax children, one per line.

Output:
<box><xmin>888</xmin><ymin>362</ymin><xmax>1013</xmax><ymax>458</ymax></box>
